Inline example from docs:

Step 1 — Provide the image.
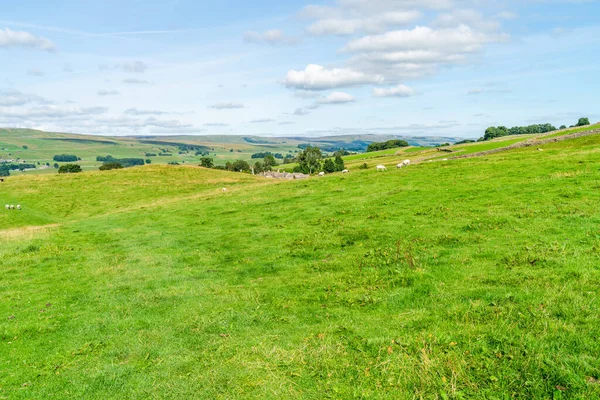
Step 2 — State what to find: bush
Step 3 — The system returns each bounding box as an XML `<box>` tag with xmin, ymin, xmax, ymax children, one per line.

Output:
<box><xmin>576</xmin><ymin>117</ymin><xmax>590</xmax><ymax>127</ymax></box>
<box><xmin>22</xmin><ymin>145</ymin><xmax>28</xmax><ymax>149</ymax></box>
<box><xmin>323</xmin><ymin>158</ymin><xmax>336</xmax><ymax>173</ymax></box>
<box><xmin>145</xmin><ymin>153</ymin><xmax>157</xmax><ymax>157</ymax></box>
<box><xmin>99</xmin><ymin>162</ymin><xmax>123</xmax><ymax>171</ymax></box>
<box><xmin>359</xmin><ymin>163</ymin><xmax>368</xmax><ymax>170</ymax></box>
<box><xmin>200</xmin><ymin>157</ymin><xmax>214</xmax><ymax>168</ymax></box>
<box><xmin>53</xmin><ymin>154</ymin><xmax>78</xmax><ymax>162</ymax></box>
<box><xmin>0</xmin><ymin>166</ymin><xmax>9</xmax><ymax>177</ymax></box>
<box><xmin>146</xmin><ymin>159</ymin><xmax>151</xmax><ymax>164</ymax></box>
<box><xmin>58</xmin><ymin>164</ymin><xmax>82</xmax><ymax>174</ymax></box>
<box><xmin>334</xmin><ymin>155</ymin><xmax>345</xmax><ymax>172</ymax></box>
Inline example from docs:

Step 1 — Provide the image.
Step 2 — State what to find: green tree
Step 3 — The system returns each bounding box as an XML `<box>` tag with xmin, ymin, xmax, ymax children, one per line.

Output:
<box><xmin>559</xmin><ymin>125</ymin><xmax>567</xmax><ymax>130</ymax></box>
<box><xmin>146</xmin><ymin>159</ymin><xmax>152</xmax><ymax>164</ymax></box>
<box><xmin>232</xmin><ymin>160</ymin><xmax>250</xmax><ymax>172</ymax></box>
<box><xmin>334</xmin><ymin>155</ymin><xmax>345</xmax><ymax>172</ymax></box>
<box><xmin>577</xmin><ymin>117</ymin><xmax>590</xmax><ymax>127</ymax></box>
<box><xmin>263</xmin><ymin>154</ymin><xmax>277</xmax><ymax>170</ymax></box>
<box><xmin>0</xmin><ymin>165</ymin><xmax>9</xmax><ymax>177</ymax></box>
<box><xmin>323</xmin><ymin>158</ymin><xmax>335</xmax><ymax>173</ymax></box>
<box><xmin>254</xmin><ymin>161</ymin><xmax>265</xmax><ymax>174</ymax></box>
<box><xmin>58</xmin><ymin>164</ymin><xmax>82</xmax><ymax>174</ymax></box>
<box><xmin>298</xmin><ymin>146</ymin><xmax>323</xmax><ymax>174</ymax></box>
<box><xmin>53</xmin><ymin>163</ymin><xmax>59</xmax><ymax>169</ymax></box>
<box><xmin>200</xmin><ymin>157</ymin><xmax>214</xmax><ymax>168</ymax></box>
<box><xmin>99</xmin><ymin>162</ymin><xmax>124</xmax><ymax>171</ymax></box>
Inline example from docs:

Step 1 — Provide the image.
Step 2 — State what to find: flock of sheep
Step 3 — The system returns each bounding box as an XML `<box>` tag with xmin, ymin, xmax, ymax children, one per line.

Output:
<box><xmin>5</xmin><ymin>204</ymin><xmax>21</xmax><ymax>210</ymax></box>
<box><xmin>377</xmin><ymin>159</ymin><xmax>411</xmax><ymax>171</ymax></box>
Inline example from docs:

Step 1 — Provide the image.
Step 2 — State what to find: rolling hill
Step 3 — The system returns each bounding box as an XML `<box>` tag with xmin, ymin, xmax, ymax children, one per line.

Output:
<box><xmin>1</xmin><ymin>125</ymin><xmax>600</xmax><ymax>398</ymax></box>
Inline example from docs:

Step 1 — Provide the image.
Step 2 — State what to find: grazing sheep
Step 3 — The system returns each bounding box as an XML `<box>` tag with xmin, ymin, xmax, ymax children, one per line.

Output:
<box><xmin>376</xmin><ymin>165</ymin><xmax>387</xmax><ymax>172</ymax></box>
<box><xmin>403</xmin><ymin>159</ymin><xmax>411</xmax><ymax>166</ymax></box>
<box><xmin>342</xmin><ymin>169</ymin><xmax>349</xmax><ymax>174</ymax></box>
<box><xmin>4</xmin><ymin>205</ymin><xmax>8</xmax><ymax>210</ymax></box>
<box><xmin>222</xmin><ymin>188</ymin><xmax>227</xmax><ymax>193</ymax></box>
<box><xmin>442</xmin><ymin>158</ymin><xmax>448</xmax><ymax>161</ymax></box>
<box><xmin>396</xmin><ymin>163</ymin><xmax>404</xmax><ymax>169</ymax></box>
<box><xmin>16</xmin><ymin>205</ymin><xmax>21</xmax><ymax>210</ymax></box>
<box><xmin>9</xmin><ymin>205</ymin><xmax>14</xmax><ymax>209</ymax></box>
<box><xmin>318</xmin><ymin>172</ymin><xmax>325</xmax><ymax>177</ymax></box>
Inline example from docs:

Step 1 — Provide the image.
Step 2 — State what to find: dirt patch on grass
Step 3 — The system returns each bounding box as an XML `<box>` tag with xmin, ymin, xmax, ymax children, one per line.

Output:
<box><xmin>1</xmin><ymin>224</ymin><xmax>60</xmax><ymax>240</ymax></box>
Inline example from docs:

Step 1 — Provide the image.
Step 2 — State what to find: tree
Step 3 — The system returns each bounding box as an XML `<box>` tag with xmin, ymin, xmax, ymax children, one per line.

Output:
<box><xmin>53</xmin><ymin>154</ymin><xmax>78</xmax><ymax>162</ymax></box>
<box><xmin>334</xmin><ymin>155</ymin><xmax>345</xmax><ymax>172</ymax></box>
<box><xmin>146</xmin><ymin>159</ymin><xmax>152</xmax><ymax>164</ymax></box>
<box><xmin>0</xmin><ymin>165</ymin><xmax>9</xmax><ymax>177</ymax></box>
<box><xmin>297</xmin><ymin>146</ymin><xmax>323</xmax><ymax>174</ymax></box>
<box><xmin>232</xmin><ymin>160</ymin><xmax>250</xmax><ymax>172</ymax></box>
<box><xmin>577</xmin><ymin>117</ymin><xmax>590</xmax><ymax>127</ymax></box>
<box><xmin>53</xmin><ymin>163</ymin><xmax>59</xmax><ymax>169</ymax></box>
<box><xmin>22</xmin><ymin>145</ymin><xmax>28</xmax><ymax>149</ymax></box>
<box><xmin>99</xmin><ymin>162</ymin><xmax>123</xmax><ymax>171</ymax></box>
<box><xmin>559</xmin><ymin>125</ymin><xmax>567</xmax><ymax>130</ymax></box>
<box><xmin>254</xmin><ymin>161</ymin><xmax>265</xmax><ymax>174</ymax></box>
<box><xmin>367</xmin><ymin>139</ymin><xmax>409</xmax><ymax>152</ymax></box>
<box><xmin>263</xmin><ymin>154</ymin><xmax>277</xmax><ymax>170</ymax></box>
<box><xmin>323</xmin><ymin>158</ymin><xmax>335</xmax><ymax>173</ymax></box>
<box><xmin>58</xmin><ymin>164</ymin><xmax>82</xmax><ymax>174</ymax></box>
<box><xmin>200</xmin><ymin>157</ymin><xmax>214</xmax><ymax>168</ymax></box>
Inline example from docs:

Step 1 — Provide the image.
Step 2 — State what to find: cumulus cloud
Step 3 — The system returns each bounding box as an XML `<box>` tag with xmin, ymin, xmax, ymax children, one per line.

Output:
<box><xmin>373</xmin><ymin>84</ymin><xmax>416</xmax><ymax>97</ymax></box>
<box><xmin>208</xmin><ymin>102</ymin><xmax>245</xmax><ymax>109</ymax></box>
<box><xmin>123</xmin><ymin>78</ymin><xmax>151</xmax><ymax>85</ymax></box>
<box><xmin>244</xmin><ymin>30</ymin><xmax>299</xmax><ymax>46</ymax></box>
<box><xmin>283</xmin><ymin>64</ymin><xmax>383</xmax><ymax>91</ymax></box>
<box><xmin>293</xmin><ymin>108</ymin><xmax>311</xmax><ymax>116</ymax></box>
<box><xmin>97</xmin><ymin>89</ymin><xmax>120</xmax><ymax>96</ymax></box>
<box><xmin>0</xmin><ymin>28</ymin><xmax>56</xmax><ymax>52</ymax></box>
<box><xmin>318</xmin><ymin>92</ymin><xmax>356</xmax><ymax>104</ymax></box>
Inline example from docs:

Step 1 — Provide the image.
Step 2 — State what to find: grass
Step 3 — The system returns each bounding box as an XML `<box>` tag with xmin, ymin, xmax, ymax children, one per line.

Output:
<box><xmin>2</xmin><ymin>133</ymin><xmax>600</xmax><ymax>398</ymax></box>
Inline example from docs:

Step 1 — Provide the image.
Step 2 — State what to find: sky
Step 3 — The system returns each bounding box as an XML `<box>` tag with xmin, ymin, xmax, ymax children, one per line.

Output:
<box><xmin>0</xmin><ymin>0</ymin><xmax>599</xmax><ymax>139</ymax></box>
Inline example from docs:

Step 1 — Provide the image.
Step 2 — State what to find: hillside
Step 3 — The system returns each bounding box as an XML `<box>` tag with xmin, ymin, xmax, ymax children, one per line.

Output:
<box><xmin>1</xmin><ymin>128</ymin><xmax>600</xmax><ymax>398</ymax></box>
<box><xmin>0</xmin><ymin>128</ymin><xmax>465</xmax><ymax>176</ymax></box>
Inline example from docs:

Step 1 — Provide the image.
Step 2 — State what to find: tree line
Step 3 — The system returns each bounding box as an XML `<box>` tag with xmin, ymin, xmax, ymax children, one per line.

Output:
<box><xmin>481</xmin><ymin>118</ymin><xmax>591</xmax><ymax>141</ymax></box>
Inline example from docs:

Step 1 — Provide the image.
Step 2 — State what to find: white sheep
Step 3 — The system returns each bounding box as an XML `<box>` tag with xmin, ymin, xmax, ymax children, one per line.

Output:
<box><xmin>403</xmin><ymin>159</ymin><xmax>411</xmax><ymax>166</ymax></box>
<box><xmin>4</xmin><ymin>205</ymin><xmax>8</xmax><ymax>210</ymax></box>
<box><xmin>342</xmin><ymin>169</ymin><xmax>349</xmax><ymax>174</ymax></box>
<box><xmin>16</xmin><ymin>205</ymin><xmax>21</xmax><ymax>210</ymax></box>
<box><xmin>9</xmin><ymin>205</ymin><xmax>14</xmax><ymax>209</ymax></box>
<box><xmin>318</xmin><ymin>172</ymin><xmax>325</xmax><ymax>177</ymax></box>
<box><xmin>222</xmin><ymin>188</ymin><xmax>227</xmax><ymax>193</ymax></box>
<box><xmin>376</xmin><ymin>165</ymin><xmax>387</xmax><ymax>172</ymax></box>
<box><xmin>396</xmin><ymin>163</ymin><xmax>404</xmax><ymax>169</ymax></box>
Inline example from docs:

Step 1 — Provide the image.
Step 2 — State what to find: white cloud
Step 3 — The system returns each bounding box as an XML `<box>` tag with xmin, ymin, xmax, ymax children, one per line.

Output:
<box><xmin>121</xmin><ymin>60</ymin><xmax>148</xmax><ymax>73</ymax></box>
<box><xmin>318</xmin><ymin>91</ymin><xmax>356</xmax><ymax>104</ymax></box>
<box><xmin>204</xmin><ymin>122</ymin><xmax>229</xmax><ymax>126</ymax></box>
<box><xmin>250</xmin><ymin>119</ymin><xmax>275</xmax><ymax>123</ymax></box>
<box><xmin>307</xmin><ymin>11</ymin><xmax>421</xmax><ymax>35</ymax></box>
<box><xmin>0</xmin><ymin>28</ymin><xmax>56</xmax><ymax>52</ymax></box>
<box><xmin>125</xmin><ymin>108</ymin><xmax>166</xmax><ymax>115</ymax></box>
<box><xmin>0</xmin><ymin>89</ymin><xmax>49</xmax><ymax>106</ymax></box>
<box><xmin>208</xmin><ymin>102</ymin><xmax>245</xmax><ymax>109</ymax></box>
<box><xmin>344</xmin><ymin>25</ymin><xmax>505</xmax><ymax>54</ymax></box>
<box><xmin>293</xmin><ymin>108</ymin><xmax>311</xmax><ymax>116</ymax></box>
<box><xmin>373</xmin><ymin>84</ymin><xmax>416</xmax><ymax>97</ymax></box>
<box><xmin>283</xmin><ymin>64</ymin><xmax>383</xmax><ymax>91</ymax></box>
<box><xmin>123</xmin><ymin>78</ymin><xmax>151</xmax><ymax>85</ymax></box>
<box><xmin>97</xmin><ymin>89</ymin><xmax>120</xmax><ymax>96</ymax></box>
<box><xmin>244</xmin><ymin>30</ymin><xmax>299</xmax><ymax>46</ymax></box>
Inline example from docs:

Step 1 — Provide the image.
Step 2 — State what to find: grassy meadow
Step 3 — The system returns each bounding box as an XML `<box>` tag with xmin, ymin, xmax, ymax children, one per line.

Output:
<box><xmin>1</xmin><ymin>131</ymin><xmax>600</xmax><ymax>398</ymax></box>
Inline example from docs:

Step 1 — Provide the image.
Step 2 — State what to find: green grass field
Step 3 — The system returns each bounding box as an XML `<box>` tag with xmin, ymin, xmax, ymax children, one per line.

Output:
<box><xmin>2</xmin><ymin>131</ymin><xmax>600</xmax><ymax>398</ymax></box>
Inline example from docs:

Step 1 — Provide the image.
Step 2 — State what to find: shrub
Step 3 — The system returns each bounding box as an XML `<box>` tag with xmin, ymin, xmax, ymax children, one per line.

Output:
<box><xmin>145</xmin><ymin>159</ymin><xmax>151</xmax><ymax>164</ymax></box>
<box><xmin>334</xmin><ymin>155</ymin><xmax>345</xmax><ymax>171</ymax></box>
<box><xmin>200</xmin><ymin>157</ymin><xmax>214</xmax><ymax>168</ymax></box>
<box><xmin>99</xmin><ymin>162</ymin><xmax>123</xmax><ymax>171</ymax></box>
<box><xmin>359</xmin><ymin>163</ymin><xmax>368</xmax><ymax>170</ymax></box>
<box><xmin>576</xmin><ymin>117</ymin><xmax>590</xmax><ymax>127</ymax></box>
<box><xmin>58</xmin><ymin>164</ymin><xmax>82</xmax><ymax>174</ymax></box>
<box><xmin>0</xmin><ymin>166</ymin><xmax>9</xmax><ymax>177</ymax></box>
<box><xmin>323</xmin><ymin>158</ymin><xmax>336</xmax><ymax>173</ymax></box>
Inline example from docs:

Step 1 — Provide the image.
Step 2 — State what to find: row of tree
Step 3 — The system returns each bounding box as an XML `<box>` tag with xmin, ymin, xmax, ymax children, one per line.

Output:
<box><xmin>53</xmin><ymin>154</ymin><xmax>80</xmax><ymax>162</ymax></box>
<box><xmin>366</xmin><ymin>140</ymin><xmax>410</xmax><ymax>152</ymax></box>
<box><xmin>482</xmin><ymin>118</ymin><xmax>591</xmax><ymax>141</ymax></box>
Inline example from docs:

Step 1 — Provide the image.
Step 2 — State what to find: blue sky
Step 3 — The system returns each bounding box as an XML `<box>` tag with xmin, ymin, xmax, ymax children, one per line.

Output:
<box><xmin>0</xmin><ymin>0</ymin><xmax>599</xmax><ymax>139</ymax></box>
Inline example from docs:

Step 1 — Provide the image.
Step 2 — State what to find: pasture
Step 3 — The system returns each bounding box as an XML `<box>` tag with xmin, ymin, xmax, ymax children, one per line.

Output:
<box><xmin>1</xmin><ymin>132</ymin><xmax>600</xmax><ymax>398</ymax></box>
